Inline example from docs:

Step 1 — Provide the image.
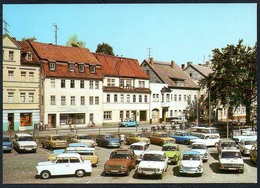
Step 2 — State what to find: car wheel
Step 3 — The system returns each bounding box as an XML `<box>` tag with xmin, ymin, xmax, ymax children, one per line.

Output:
<box><xmin>158</xmin><ymin>173</ymin><xmax>163</xmax><ymax>179</ymax></box>
<box><xmin>125</xmin><ymin>124</ymin><xmax>128</xmax><ymax>127</ymax></box>
<box><xmin>240</xmin><ymin>169</ymin><xmax>244</xmax><ymax>174</ymax></box>
<box><xmin>40</xmin><ymin>170</ymin><xmax>51</xmax><ymax>179</ymax></box>
<box><xmin>75</xmin><ymin>169</ymin><xmax>85</xmax><ymax>177</ymax></box>
<box><xmin>125</xmin><ymin>169</ymin><xmax>130</xmax><ymax>176</ymax></box>
<box><xmin>184</xmin><ymin>140</ymin><xmax>189</xmax><ymax>145</ymax></box>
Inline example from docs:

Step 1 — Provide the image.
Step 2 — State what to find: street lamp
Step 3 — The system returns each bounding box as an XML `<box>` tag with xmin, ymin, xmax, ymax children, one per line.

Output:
<box><xmin>226</xmin><ymin>97</ymin><xmax>230</xmax><ymax>139</ymax></box>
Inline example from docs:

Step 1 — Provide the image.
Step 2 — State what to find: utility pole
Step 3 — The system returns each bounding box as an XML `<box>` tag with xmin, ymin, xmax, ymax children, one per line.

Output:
<box><xmin>53</xmin><ymin>24</ymin><xmax>59</xmax><ymax>45</ymax></box>
<box><xmin>147</xmin><ymin>48</ymin><xmax>152</xmax><ymax>58</ymax></box>
<box><xmin>3</xmin><ymin>19</ymin><xmax>10</xmax><ymax>34</ymax></box>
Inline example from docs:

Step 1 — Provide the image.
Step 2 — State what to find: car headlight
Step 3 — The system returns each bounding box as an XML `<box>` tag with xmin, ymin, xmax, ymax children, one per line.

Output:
<box><xmin>198</xmin><ymin>165</ymin><xmax>202</xmax><ymax>169</ymax></box>
<box><xmin>179</xmin><ymin>165</ymin><xmax>184</xmax><ymax>170</ymax></box>
<box><xmin>104</xmin><ymin>165</ymin><xmax>109</xmax><ymax>169</ymax></box>
<box><xmin>204</xmin><ymin>153</ymin><xmax>208</xmax><ymax>157</ymax></box>
<box><xmin>121</xmin><ymin>165</ymin><xmax>126</xmax><ymax>169</ymax></box>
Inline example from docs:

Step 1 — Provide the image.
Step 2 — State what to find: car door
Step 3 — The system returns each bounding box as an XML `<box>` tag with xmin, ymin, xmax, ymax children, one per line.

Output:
<box><xmin>54</xmin><ymin>157</ymin><xmax>71</xmax><ymax>175</ymax></box>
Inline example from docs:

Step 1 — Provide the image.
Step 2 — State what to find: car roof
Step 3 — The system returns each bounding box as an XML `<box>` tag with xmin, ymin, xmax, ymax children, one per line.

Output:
<box><xmin>68</xmin><ymin>143</ymin><xmax>89</xmax><ymax>147</ymax></box>
<box><xmin>113</xmin><ymin>149</ymin><xmax>132</xmax><ymax>152</ymax></box>
<box><xmin>222</xmin><ymin>148</ymin><xmax>240</xmax><ymax>152</ymax></box>
<box><xmin>15</xmin><ymin>133</ymin><xmax>33</xmax><ymax>137</ymax></box>
<box><xmin>57</xmin><ymin>153</ymin><xmax>81</xmax><ymax>157</ymax></box>
<box><xmin>191</xmin><ymin>142</ymin><xmax>206</xmax><ymax>145</ymax></box>
<box><xmin>130</xmin><ymin>142</ymin><xmax>149</xmax><ymax>146</ymax></box>
<box><xmin>162</xmin><ymin>143</ymin><xmax>178</xmax><ymax>147</ymax></box>
<box><xmin>143</xmin><ymin>150</ymin><xmax>165</xmax><ymax>155</ymax></box>
<box><xmin>183</xmin><ymin>150</ymin><xmax>200</xmax><ymax>155</ymax></box>
<box><xmin>220</xmin><ymin>139</ymin><xmax>236</xmax><ymax>143</ymax></box>
<box><xmin>66</xmin><ymin>147</ymin><xmax>95</xmax><ymax>151</ymax></box>
<box><xmin>240</xmin><ymin>137</ymin><xmax>257</xmax><ymax>141</ymax></box>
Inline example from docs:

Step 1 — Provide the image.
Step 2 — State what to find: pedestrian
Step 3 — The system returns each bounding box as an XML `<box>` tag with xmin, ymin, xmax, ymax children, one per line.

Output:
<box><xmin>40</xmin><ymin>121</ymin><xmax>43</xmax><ymax>131</ymax></box>
<box><xmin>69</xmin><ymin>121</ymin><xmax>74</xmax><ymax>132</ymax></box>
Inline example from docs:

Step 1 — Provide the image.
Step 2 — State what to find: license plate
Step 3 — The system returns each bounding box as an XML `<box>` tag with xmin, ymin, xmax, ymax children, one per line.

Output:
<box><xmin>144</xmin><ymin>172</ymin><xmax>154</xmax><ymax>175</ymax></box>
<box><xmin>228</xmin><ymin>168</ymin><xmax>237</xmax><ymax>170</ymax></box>
<box><xmin>187</xmin><ymin>171</ymin><xmax>195</xmax><ymax>174</ymax></box>
<box><xmin>3</xmin><ymin>146</ymin><xmax>7</xmax><ymax>148</ymax></box>
<box><xmin>111</xmin><ymin>170</ymin><xmax>118</xmax><ymax>172</ymax></box>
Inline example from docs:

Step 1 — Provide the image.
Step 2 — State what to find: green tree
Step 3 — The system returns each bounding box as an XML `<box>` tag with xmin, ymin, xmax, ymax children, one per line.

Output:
<box><xmin>200</xmin><ymin>40</ymin><xmax>257</xmax><ymax>125</ymax></box>
<box><xmin>22</xmin><ymin>36</ymin><xmax>37</xmax><ymax>41</ymax></box>
<box><xmin>65</xmin><ymin>34</ymin><xmax>85</xmax><ymax>48</ymax></box>
<box><xmin>95</xmin><ymin>42</ymin><xmax>114</xmax><ymax>55</ymax></box>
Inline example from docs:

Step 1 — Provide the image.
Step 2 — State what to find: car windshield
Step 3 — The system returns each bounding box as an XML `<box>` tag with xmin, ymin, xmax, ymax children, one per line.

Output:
<box><xmin>221</xmin><ymin>151</ymin><xmax>241</xmax><ymax>158</ymax></box>
<box><xmin>136</xmin><ymin>133</ymin><xmax>144</xmax><ymax>137</ymax></box>
<box><xmin>105</xmin><ymin>135</ymin><xmax>115</xmax><ymax>139</ymax></box>
<box><xmin>182</xmin><ymin>154</ymin><xmax>200</xmax><ymax>160</ymax></box>
<box><xmin>18</xmin><ymin>136</ymin><xmax>34</xmax><ymax>141</ymax></box>
<box><xmin>222</xmin><ymin>142</ymin><xmax>236</xmax><ymax>148</ymax></box>
<box><xmin>130</xmin><ymin>145</ymin><xmax>144</xmax><ymax>150</ymax></box>
<box><xmin>162</xmin><ymin>146</ymin><xmax>177</xmax><ymax>151</ymax></box>
<box><xmin>142</xmin><ymin>154</ymin><xmax>165</xmax><ymax>161</ymax></box>
<box><xmin>192</xmin><ymin>144</ymin><xmax>207</xmax><ymax>149</ymax></box>
<box><xmin>244</xmin><ymin>140</ymin><xmax>256</xmax><ymax>145</ymax></box>
<box><xmin>52</xmin><ymin>136</ymin><xmax>64</xmax><ymax>140</ymax></box>
<box><xmin>110</xmin><ymin>151</ymin><xmax>131</xmax><ymax>159</ymax></box>
<box><xmin>78</xmin><ymin>135</ymin><xmax>91</xmax><ymax>139</ymax></box>
<box><xmin>3</xmin><ymin>137</ymin><xmax>10</xmax><ymax>142</ymax></box>
<box><xmin>159</xmin><ymin>134</ymin><xmax>168</xmax><ymax>138</ymax></box>
<box><xmin>77</xmin><ymin>151</ymin><xmax>94</xmax><ymax>156</ymax></box>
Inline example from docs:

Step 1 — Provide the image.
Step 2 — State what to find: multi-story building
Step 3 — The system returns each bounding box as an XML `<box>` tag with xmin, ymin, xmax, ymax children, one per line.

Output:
<box><xmin>27</xmin><ymin>40</ymin><xmax>104</xmax><ymax>128</ymax></box>
<box><xmin>3</xmin><ymin>34</ymin><xmax>40</xmax><ymax>131</ymax></box>
<box><xmin>141</xmin><ymin>58</ymin><xmax>199</xmax><ymax>124</ymax></box>
<box><xmin>94</xmin><ymin>53</ymin><xmax>151</xmax><ymax>125</ymax></box>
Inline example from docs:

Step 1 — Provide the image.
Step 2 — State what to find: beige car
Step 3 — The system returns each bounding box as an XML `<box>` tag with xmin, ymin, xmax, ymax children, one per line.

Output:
<box><xmin>70</xmin><ymin>134</ymin><xmax>97</xmax><ymax>147</ymax></box>
<box><xmin>41</xmin><ymin>135</ymin><xmax>67</xmax><ymax>149</ymax></box>
<box><xmin>125</xmin><ymin>133</ymin><xmax>150</xmax><ymax>145</ymax></box>
<box><xmin>148</xmin><ymin>132</ymin><xmax>175</xmax><ymax>146</ymax></box>
<box><xmin>48</xmin><ymin>147</ymin><xmax>99</xmax><ymax>166</ymax></box>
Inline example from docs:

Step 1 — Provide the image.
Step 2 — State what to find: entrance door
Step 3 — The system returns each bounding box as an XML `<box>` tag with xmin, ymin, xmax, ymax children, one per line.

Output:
<box><xmin>152</xmin><ymin>109</ymin><xmax>159</xmax><ymax>124</ymax></box>
<box><xmin>48</xmin><ymin>114</ymin><xmax>56</xmax><ymax>128</ymax></box>
<box><xmin>8</xmin><ymin>113</ymin><xmax>14</xmax><ymax>130</ymax></box>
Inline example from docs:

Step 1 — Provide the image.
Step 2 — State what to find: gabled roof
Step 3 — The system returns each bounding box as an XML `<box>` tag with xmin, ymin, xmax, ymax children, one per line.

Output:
<box><xmin>93</xmin><ymin>53</ymin><xmax>149</xmax><ymax>79</ymax></box>
<box><xmin>184</xmin><ymin>63</ymin><xmax>213</xmax><ymax>77</ymax></box>
<box><xmin>143</xmin><ymin>59</ymin><xmax>199</xmax><ymax>89</ymax></box>
<box><xmin>3</xmin><ymin>34</ymin><xmax>22</xmax><ymax>49</ymax></box>
<box><xmin>16</xmin><ymin>40</ymin><xmax>40</xmax><ymax>65</ymax></box>
<box><xmin>29</xmin><ymin>41</ymin><xmax>100</xmax><ymax>65</ymax></box>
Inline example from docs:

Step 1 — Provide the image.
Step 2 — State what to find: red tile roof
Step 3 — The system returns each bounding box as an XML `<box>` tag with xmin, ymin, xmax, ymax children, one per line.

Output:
<box><xmin>17</xmin><ymin>40</ymin><xmax>40</xmax><ymax>65</ymax></box>
<box><xmin>93</xmin><ymin>53</ymin><xmax>149</xmax><ymax>79</ymax></box>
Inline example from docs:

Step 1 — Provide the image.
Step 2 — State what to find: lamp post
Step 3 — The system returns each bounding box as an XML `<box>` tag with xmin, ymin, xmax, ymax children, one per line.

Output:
<box><xmin>226</xmin><ymin>97</ymin><xmax>230</xmax><ymax>139</ymax></box>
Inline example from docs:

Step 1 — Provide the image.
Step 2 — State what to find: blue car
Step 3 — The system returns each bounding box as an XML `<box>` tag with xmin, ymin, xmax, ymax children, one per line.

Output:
<box><xmin>170</xmin><ymin>131</ymin><xmax>199</xmax><ymax>145</ymax></box>
<box><xmin>96</xmin><ymin>134</ymin><xmax>120</xmax><ymax>148</ymax></box>
<box><xmin>3</xmin><ymin>135</ymin><xmax>12</xmax><ymax>153</ymax></box>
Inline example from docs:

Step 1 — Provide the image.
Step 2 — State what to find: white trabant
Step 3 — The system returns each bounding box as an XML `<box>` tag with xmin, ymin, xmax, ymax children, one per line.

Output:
<box><xmin>36</xmin><ymin>153</ymin><xmax>92</xmax><ymax>179</ymax></box>
<box><xmin>178</xmin><ymin>150</ymin><xmax>203</xmax><ymax>176</ymax></box>
<box><xmin>238</xmin><ymin>137</ymin><xmax>257</xmax><ymax>156</ymax></box>
<box><xmin>12</xmin><ymin>133</ymin><xmax>38</xmax><ymax>153</ymax></box>
<box><xmin>232</xmin><ymin>130</ymin><xmax>257</xmax><ymax>143</ymax></box>
<box><xmin>190</xmin><ymin>134</ymin><xmax>220</xmax><ymax>147</ymax></box>
<box><xmin>137</xmin><ymin>150</ymin><xmax>168</xmax><ymax>179</ymax></box>
<box><xmin>190</xmin><ymin>142</ymin><xmax>209</xmax><ymax>162</ymax></box>
<box><xmin>218</xmin><ymin>148</ymin><xmax>244</xmax><ymax>173</ymax></box>
<box><xmin>129</xmin><ymin>142</ymin><xmax>149</xmax><ymax>162</ymax></box>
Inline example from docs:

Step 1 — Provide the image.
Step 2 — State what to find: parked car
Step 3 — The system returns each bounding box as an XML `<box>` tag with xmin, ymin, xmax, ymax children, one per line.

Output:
<box><xmin>148</xmin><ymin>132</ymin><xmax>175</xmax><ymax>146</ymax></box>
<box><xmin>178</xmin><ymin>150</ymin><xmax>203</xmax><ymax>176</ymax></box>
<box><xmin>170</xmin><ymin>117</ymin><xmax>187</xmax><ymax>124</ymax></box>
<box><xmin>238</xmin><ymin>137</ymin><xmax>257</xmax><ymax>156</ymax></box>
<box><xmin>70</xmin><ymin>134</ymin><xmax>97</xmax><ymax>147</ymax></box>
<box><xmin>218</xmin><ymin>148</ymin><xmax>244</xmax><ymax>173</ymax></box>
<box><xmin>12</xmin><ymin>133</ymin><xmax>37</xmax><ymax>153</ymax></box>
<box><xmin>190</xmin><ymin>134</ymin><xmax>220</xmax><ymax>147</ymax></box>
<box><xmin>162</xmin><ymin>143</ymin><xmax>181</xmax><ymax>164</ymax></box>
<box><xmin>36</xmin><ymin>153</ymin><xmax>92</xmax><ymax>179</ymax></box>
<box><xmin>216</xmin><ymin>139</ymin><xmax>237</xmax><ymax>154</ymax></box>
<box><xmin>125</xmin><ymin>133</ymin><xmax>150</xmax><ymax>145</ymax></box>
<box><xmin>41</xmin><ymin>135</ymin><xmax>67</xmax><ymax>149</ymax></box>
<box><xmin>137</xmin><ymin>150</ymin><xmax>168</xmax><ymax>179</ymax></box>
<box><xmin>103</xmin><ymin>149</ymin><xmax>136</xmax><ymax>176</ymax></box>
<box><xmin>250</xmin><ymin>143</ymin><xmax>257</xmax><ymax>164</ymax></box>
<box><xmin>232</xmin><ymin>129</ymin><xmax>257</xmax><ymax>143</ymax></box>
<box><xmin>129</xmin><ymin>142</ymin><xmax>149</xmax><ymax>162</ymax></box>
<box><xmin>67</xmin><ymin>143</ymin><xmax>89</xmax><ymax>148</ymax></box>
<box><xmin>170</xmin><ymin>131</ymin><xmax>199</xmax><ymax>145</ymax></box>
<box><xmin>118</xmin><ymin>118</ymin><xmax>139</xmax><ymax>127</ymax></box>
<box><xmin>190</xmin><ymin>142</ymin><xmax>209</xmax><ymax>162</ymax></box>
<box><xmin>96</xmin><ymin>134</ymin><xmax>120</xmax><ymax>148</ymax></box>
<box><xmin>3</xmin><ymin>135</ymin><xmax>13</xmax><ymax>153</ymax></box>
<box><xmin>190</xmin><ymin>126</ymin><xmax>220</xmax><ymax>138</ymax></box>
<box><xmin>48</xmin><ymin>147</ymin><xmax>99</xmax><ymax>166</ymax></box>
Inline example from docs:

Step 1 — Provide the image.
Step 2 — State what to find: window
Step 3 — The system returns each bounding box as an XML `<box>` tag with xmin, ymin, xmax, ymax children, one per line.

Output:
<box><xmin>126</xmin><ymin>111</ymin><xmax>130</xmax><ymax>118</ymax></box>
<box><xmin>184</xmin><ymin>95</ymin><xmax>187</xmax><ymax>101</ymax></box>
<box><xmin>174</xmin><ymin>94</ymin><xmax>177</xmax><ymax>101</ymax></box>
<box><xmin>127</xmin><ymin>94</ymin><xmax>130</xmax><ymax>102</ymax></box>
<box><xmin>166</xmin><ymin>94</ymin><xmax>170</xmax><ymax>102</ymax></box>
<box><xmin>120</xmin><ymin>111</ymin><xmax>124</xmax><ymax>120</ymax></box>
<box><xmin>70</xmin><ymin>80</ymin><xmax>75</xmax><ymax>88</ymax></box>
<box><xmin>119</xmin><ymin>78</ymin><xmax>124</xmax><ymax>87</ymax></box>
<box><xmin>114</xmin><ymin>94</ymin><xmax>118</xmax><ymax>102</ymax></box>
<box><xmin>194</xmin><ymin>95</ymin><xmax>197</xmax><ymax>101</ymax></box>
<box><xmin>104</xmin><ymin>111</ymin><xmax>112</xmax><ymax>120</ymax></box>
<box><xmin>89</xmin><ymin>96</ymin><xmax>94</xmax><ymax>105</ymax></box>
<box><xmin>170</xmin><ymin>110</ymin><xmax>173</xmax><ymax>117</ymax></box>
<box><xmin>90</xmin><ymin>65</ymin><xmax>96</xmax><ymax>73</ymax></box>
<box><xmin>126</xmin><ymin>79</ymin><xmax>131</xmax><ymax>88</ymax></box>
<box><xmin>80</xmin><ymin>96</ymin><xmax>85</xmax><ymax>105</ymax></box>
<box><xmin>120</xmin><ymin>94</ymin><xmax>124</xmax><ymax>103</ymax></box>
<box><xmin>139</xmin><ymin>95</ymin><xmax>142</xmax><ymax>103</ymax></box>
<box><xmin>107</xmin><ymin>79</ymin><xmax>115</xmax><ymax>86</ymax></box>
<box><xmin>69</xmin><ymin>64</ymin><xmax>75</xmax><ymax>72</ymax></box>
<box><xmin>89</xmin><ymin>113</ymin><xmax>94</xmax><ymax>122</ymax></box>
<box><xmin>89</xmin><ymin>81</ymin><xmax>94</xmax><ymax>89</ymax></box>
<box><xmin>29</xmin><ymin>93</ymin><xmax>34</xmax><ymax>102</ymax></box>
<box><xmin>95</xmin><ymin>96</ymin><xmax>99</xmax><ymax>105</ymax></box>
<box><xmin>20</xmin><ymin>93</ymin><xmax>26</xmax><ymax>102</ymax></box>
<box><xmin>61</xmin><ymin>96</ymin><xmax>66</xmax><ymax>105</ymax></box>
<box><xmin>21</xmin><ymin>71</ymin><xmax>26</xmax><ymax>81</ymax></box>
<box><xmin>51</xmin><ymin>79</ymin><xmax>55</xmax><ymax>88</ymax></box>
<box><xmin>107</xmin><ymin>94</ymin><xmax>111</xmax><ymax>103</ymax></box>
<box><xmin>71</xmin><ymin>96</ymin><xmax>75</xmax><ymax>105</ymax></box>
<box><xmin>8</xmin><ymin>71</ymin><xmax>14</xmax><ymax>81</ymax></box>
<box><xmin>179</xmin><ymin>95</ymin><xmax>181</xmax><ymax>101</ymax></box>
<box><xmin>20</xmin><ymin>113</ymin><xmax>32</xmax><ymax>126</ymax></box>
<box><xmin>133</xmin><ymin>95</ymin><xmax>136</xmax><ymax>103</ymax></box>
<box><xmin>79</xmin><ymin>64</ymin><xmax>85</xmax><ymax>72</ymax></box>
<box><xmin>153</xmin><ymin>94</ymin><xmax>159</xmax><ymax>102</ymax></box>
<box><xmin>51</xmin><ymin>96</ymin><xmax>56</xmax><ymax>105</ymax></box>
<box><xmin>49</xmin><ymin>62</ymin><xmax>56</xmax><ymax>71</ymax></box>
<box><xmin>95</xmin><ymin>81</ymin><xmax>99</xmax><ymax>89</ymax></box>
<box><xmin>188</xmin><ymin>95</ymin><xmax>191</xmax><ymax>102</ymax></box>
<box><xmin>29</xmin><ymin>72</ymin><xmax>34</xmax><ymax>82</ymax></box>
<box><xmin>8</xmin><ymin>92</ymin><xmax>14</xmax><ymax>103</ymax></box>
<box><xmin>144</xmin><ymin>95</ymin><xmax>148</xmax><ymax>103</ymax></box>
<box><xmin>139</xmin><ymin>81</ymin><xmax>145</xmax><ymax>88</ymax></box>
<box><xmin>27</xmin><ymin>52</ymin><xmax>32</xmax><ymax>61</ymax></box>
<box><xmin>9</xmin><ymin>51</ymin><xmax>14</xmax><ymax>60</ymax></box>
<box><xmin>80</xmin><ymin>80</ymin><xmax>84</xmax><ymax>88</ymax></box>
<box><xmin>61</xmin><ymin>79</ymin><xmax>66</xmax><ymax>88</ymax></box>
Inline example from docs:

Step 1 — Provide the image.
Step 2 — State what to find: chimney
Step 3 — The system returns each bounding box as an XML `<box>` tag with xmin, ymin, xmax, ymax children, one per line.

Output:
<box><xmin>187</xmin><ymin>61</ymin><xmax>192</xmax><ymax>67</ymax></box>
<box><xmin>171</xmin><ymin>60</ymin><xmax>175</xmax><ymax>68</ymax></box>
<box><xmin>181</xmin><ymin>64</ymin><xmax>185</xmax><ymax>70</ymax></box>
<box><xmin>149</xmin><ymin>57</ymin><xmax>154</xmax><ymax>65</ymax></box>
<box><xmin>206</xmin><ymin>61</ymin><xmax>210</xmax><ymax>66</ymax></box>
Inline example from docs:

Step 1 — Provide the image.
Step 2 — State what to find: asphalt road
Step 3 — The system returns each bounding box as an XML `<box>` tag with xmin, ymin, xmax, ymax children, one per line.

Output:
<box><xmin>2</xmin><ymin>139</ymin><xmax>257</xmax><ymax>185</ymax></box>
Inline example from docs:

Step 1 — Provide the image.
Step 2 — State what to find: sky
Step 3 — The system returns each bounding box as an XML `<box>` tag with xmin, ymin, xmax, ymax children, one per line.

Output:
<box><xmin>3</xmin><ymin>3</ymin><xmax>257</xmax><ymax>66</ymax></box>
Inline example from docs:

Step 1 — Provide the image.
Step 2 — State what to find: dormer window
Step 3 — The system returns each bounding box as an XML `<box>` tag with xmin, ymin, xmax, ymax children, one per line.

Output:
<box><xmin>90</xmin><ymin>65</ymin><xmax>96</xmax><ymax>73</ymax></box>
<box><xmin>27</xmin><ymin>51</ymin><xmax>32</xmax><ymax>61</ymax></box>
<box><xmin>79</xmin><ymin>64</ymin><xmax>85</xmax><ymax>72</ymax></box>
<box><xmin>69</xmin><ymin>63</ymin><xmax>75</xmax><ymax>72</ymax></box>
<box><xmin>49</xmin><ymin>61</ymin><xmax>56</xmax><ymax>71</ymax></box>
